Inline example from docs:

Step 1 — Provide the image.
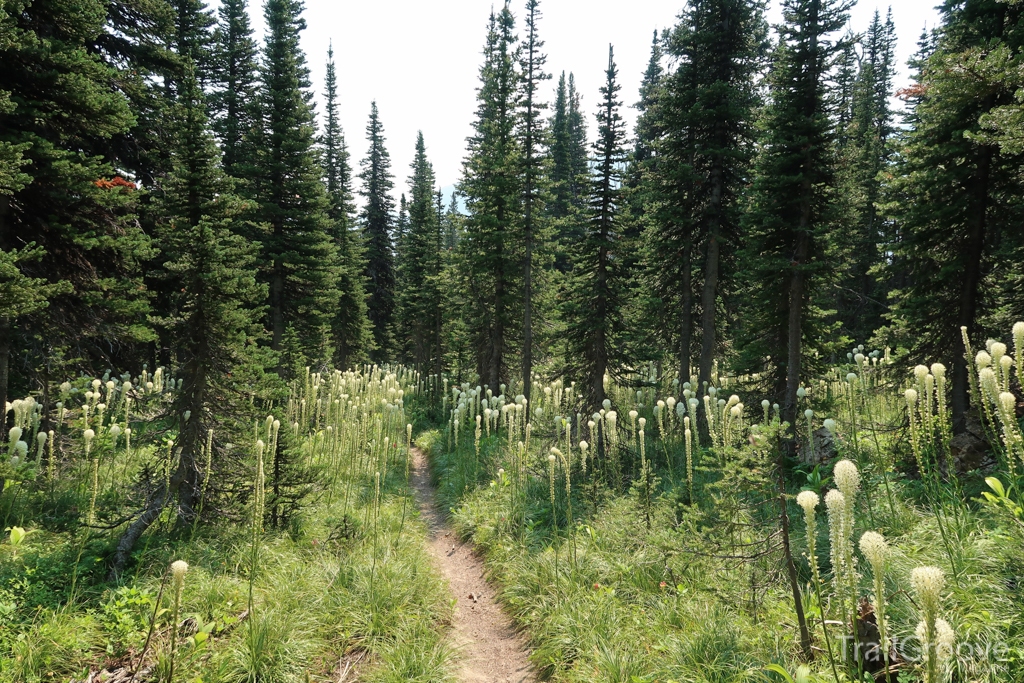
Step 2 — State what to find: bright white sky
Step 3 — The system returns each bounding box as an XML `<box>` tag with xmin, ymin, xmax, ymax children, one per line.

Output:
<box><xmin>246</xmin><ymin>0</ymin><xmax>943</xmax><ymax>199</ymax></box>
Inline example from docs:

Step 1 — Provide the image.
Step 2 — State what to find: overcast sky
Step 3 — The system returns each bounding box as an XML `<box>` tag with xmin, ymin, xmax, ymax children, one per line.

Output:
<box><xmin>247</xmin><ymin>0</ymin><xmax>944</xmax><ymax>199</ymax></box>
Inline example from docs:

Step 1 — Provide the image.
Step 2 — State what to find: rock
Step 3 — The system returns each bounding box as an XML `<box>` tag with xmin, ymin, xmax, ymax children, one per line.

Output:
<box><xmin>800</xmin><ymin>427</ymin><xmax>837</xmax><ymax>466</ymax></box>
<box><xmin>949</xmin><ymin>431</ymin><xmax>991</xmax><ymax>473</ymax></box>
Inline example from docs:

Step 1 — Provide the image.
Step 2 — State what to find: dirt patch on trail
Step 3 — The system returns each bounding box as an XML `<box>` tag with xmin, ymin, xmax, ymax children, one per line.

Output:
<box><xmin>409</xmin><ymin>447</ymin><xmax>537</xmax><ymax>683</ymax></box>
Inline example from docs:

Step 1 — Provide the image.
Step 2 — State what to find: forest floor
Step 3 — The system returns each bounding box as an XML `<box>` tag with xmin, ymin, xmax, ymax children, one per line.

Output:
<box><xmin>409</xmin><ymin>446</ymin><xmax>536</xmax><ymax>683</ymax></box>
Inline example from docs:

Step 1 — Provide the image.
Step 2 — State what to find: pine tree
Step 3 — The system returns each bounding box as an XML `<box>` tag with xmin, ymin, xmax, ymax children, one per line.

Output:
<box><xmin>886</xmin><ymin>0</ymin><xmax>1024</xmax><ymax>428</ymax></box>
<box><xmin>835</xmin><ymin>9</ymin><xmax>897</xmax><ymax>344</ymax></box>
<box><xmin>248</xmin><ymin>0</ymin><xmax>341</xmax><ymax>366</ymax></box>
<box><xmin>397</xmin><ymin>133</ymin><xmax>443</xmax><ymax>373</ymax></box>
<box><xmin>322</xmin><ymin>45</ymin><xmax>372</xmax><ymax>368</ymax></box>
<box><xmin>171</xmin><ymin>0</ymin><xmax>216</xmax><ymax>83</ymax></box>
<box><xmin>519</xmin><ymin>0</ymin><xmax>549</xmax><ymax>403</ymax></box>
<box><xmin>564</xmin><ymin>46</ymin><xmax>627</xmax><ymax>409</ymax></box>
<box><xmin>359</xmin><ymin>101</ymin><xmax>397</xmax><ymax>364</ymax></box>
<box><xmin>652</xmin><ymin>0</ymin><xmax>766</xmax><ymax>390</ymax></box>
<box><xmin>460</xmin><ymin>5</ymin><xmax>522</xmax><ymax>389</ymax></box>
<box><xmin>0</xmin><ymin>0</ymin><xmax>154</xmax><ymax>410</ymax></box>
<box><xmin>735</xmin><ymin>0</ymin><xmax>852</xmax><ymax>426</ymax></box>
<box><xmin>548</xmin><ymin>72</ymin><xmax>588</xmax><ymax>273</ymax></box>
<box><xmin>112</xmin><ymin>61</ymin><xmax>266</xmax><ymax>575</ymax></box>
<box><xmin>209</xmin><ymin>0</ymin><xmax>259</xmax><ymax>175</ymax></box>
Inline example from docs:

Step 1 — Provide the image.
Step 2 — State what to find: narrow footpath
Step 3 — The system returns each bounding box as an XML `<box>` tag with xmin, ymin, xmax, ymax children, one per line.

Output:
<box><xmin>409</xmin><ymin>447</ymin><xmax>537</xmax><ymax>683</ymax></box>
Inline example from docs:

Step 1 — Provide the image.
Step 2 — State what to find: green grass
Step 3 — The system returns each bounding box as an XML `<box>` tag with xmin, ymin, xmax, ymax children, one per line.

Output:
<box><xmin>0</xmin><ymin>370</ymin><xmax>457</xmax><ymax>683</ymax></box>
<box><xmin>422</xmin><ymin>368</ymin><xmax>1024</xmax><ymax>682</ymax></box>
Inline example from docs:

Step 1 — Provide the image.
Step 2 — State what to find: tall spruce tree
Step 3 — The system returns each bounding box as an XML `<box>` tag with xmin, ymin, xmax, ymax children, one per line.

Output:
<box><xmin>322</xmin><ymin>45</ymin><xmax>372</xmax><ymax>368</ymax></box>
<box><xmin>836</xmin><ymin>9</ymin><xmax>897</xmax><ymax>344</ymax></box>
<box><xmin>397</xmin><ymin>133</ymin><xmax>443</xmax><ymax>373</ymax></box>
<box><xmin>247</xmin><ymin>0</ymin><xmax>340</xmax><ymax>366</ymax></box>
<box><xmin>519</xmin><ymin>0</ymin><xmax>549</xmax><ymax>403</ymax></box>
<box><xmin>563</xmin><ymin>46</ymin><xmax>626</xmax><ymax>409</ymax></box>
<box><xmin>735</xmin><ymin>0</ymin><xmax>852</xmax><ymax>426</ymax></box>
<box><xmin>548</xmin><ymin>72</ymin><xmax>588</xmax><ymax>272</ymax></box>
<box><xmin>651</xmin><ymin>0</ymin><xmax>766</xmax><ymax>391</ymax></box>
<box><xmin>359</xmin><ymin>101</ymin><xmax>397</xmax><ymax>364</ymax></box>
<box><xmin>460</xmin><ymin>5</ymin><xmax>522</xmax><ymax>389</ymax></box>
<box><xmin>209</xmin><ymin>0</ymin><xmax>259</xmax><ymax>175</ymax></box>
<box><xmin>112</xmin><ymin>62</ymin><xmax>265</xmax><ymax>575</ymax></box>
<box><xmin>0</xmin><ymin>0</ymin><xmax>154</xmax><ymax>411</ymax></box>
<box><xmin>171</xmin><ymin>0</ymin><xmax>216</xmax><ymax>82</ymax></box>
<box><xmin>886</xmin><ymin>0</ymin><xmax>1024</xmax><ymax>429</ymax></box>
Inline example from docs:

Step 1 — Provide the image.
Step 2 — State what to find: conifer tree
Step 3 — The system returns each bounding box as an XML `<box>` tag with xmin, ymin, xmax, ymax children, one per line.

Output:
<box><xmin>460</xmin><ymin>5</ymin><xmax>522</xmax><ymax>389</ymax></box>
<box><xmin>548</xmin><ymin>72</ymin><xmax>588</xmax><ymax>272</ymax></box>
<box><xmin>735</xmin><ymin>0</ymin><xmax>852</xmax><ymax>426</ymax></box>
<box><xmin>519</xmin><ymin>0</ymin><xmax>549</xmax><ymax>403</ymax></box>
<box><xmin>564</xmin><ymin>46</ymin><xmax>626</xmax><ymax>409</ymax></box>
<box><xmin>210</xmin><ymin>0</ymin><xmax>259</xmax><ymax>175</ymax></box>
<box><xmin>651</xmin><ymin>0</ymin><xmax>766</xmax><ymax>390</ymax></box>
<box><xmin>359</xmin><ymin>101</ymin><xmax>397</xmax><ymax>363</ymax></box>
<box><xmin>886</xmin><ymin>0</ymin><xmax>1024</xmax><ymax>428</ymax></box>
<box><xmin>171</xmin><ymin>0</ymin><xmax>216</xmax><ymax>83</ymax></box>
<box><xmin>322</xmin><ymin>45</ymin><xmax>372</xmax><ymax>368</ymax></box>
<box><xmin>836</xmin><ymin>9</ymin><xmax>896</xmax><ymax>343</ymax></box>
<box><xmin>112</xmin><ymin>62</ymin><xmax>266</xmax><ymax>575</ymax></box>
<box><xmin>0</xmin><ymin>0</ymin><xmax>154</xmax><ymax>407</ymax></box>
<box><xmin>397</xmin><ymin>133</ymin><xmax>443</xmax><ymax>373</ymax></box>
<box><xmin>248</xmin><ymin>0</ymin><xmax>340</xmax><ymax>366</ymax></box>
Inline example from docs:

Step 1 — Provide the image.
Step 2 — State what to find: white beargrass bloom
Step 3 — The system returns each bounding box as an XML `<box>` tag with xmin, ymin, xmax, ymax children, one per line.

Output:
<box><xmin>823</xmin><ymin>418</ymin><xmax>836</xmax><ymax>433</ymax></box>
<box><xmin>796</xmin><ymin>490</ymin><xmax>819</xmax><ymax>517</ymax></box>
<box><xmin>914</xmin><ymin>364</ymin><xmax>930</xmax><ymax>382</ymax></box>
<box><xmin>911</xmin><ymin>566</ymin><xmax>945</xmax><ymax>616</ymax></box>
<box><xmin>834</xmin><ymin>460</ymin><xmax>860</xmax><ymax>500</ymax></box>
<box><xmin>859</xmin><ymin>531</ymin><xmax>887</xmax><ymax>569</ymax></box>
<box><xmin>846</xmin><ymin>372</ymin><xmax>858</xmax><ymax>384</ymax></box>
<box><xmin>805</xmin><ymin>409</ymin><xmax>814</xmax><ymax>420</ymax></box>
<box><xmin>171</xmin><ymin>559</ymin><xmax>189</xmax><ymax>584</ymax></box>
<box><xmin>797</xmin><ymin>386</ymin><xmax>806</xmax><ymax>399</ymax></box>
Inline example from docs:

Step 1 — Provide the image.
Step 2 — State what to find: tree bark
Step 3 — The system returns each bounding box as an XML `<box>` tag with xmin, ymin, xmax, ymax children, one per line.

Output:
<box><xmin>952</xmin><ymin>146</ymin><xmax>991</xmax><ymax>432</ymax></box>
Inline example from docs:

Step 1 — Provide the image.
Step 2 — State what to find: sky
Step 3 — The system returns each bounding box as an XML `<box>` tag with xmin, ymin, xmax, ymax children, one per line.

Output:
<box><xmin>247</xmin><ymin>0</ymin><xmax>944</xmax><ymax>199</ymax></box>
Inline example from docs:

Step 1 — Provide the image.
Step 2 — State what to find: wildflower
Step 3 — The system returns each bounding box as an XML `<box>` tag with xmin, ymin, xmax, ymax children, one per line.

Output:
<box><xmin>833</xmin><ymin>460</ymin><xmax>860</xmax><ymax>501</ymax></box>
<box><xmin>823</xmin><ymin>418</ymin><xmax>836</xmax><ymax>433</ymax></box>
<box><xmin>796</xmin><ymin>490</ymin><xmax>819</xmax><ymax>518</ymax></box>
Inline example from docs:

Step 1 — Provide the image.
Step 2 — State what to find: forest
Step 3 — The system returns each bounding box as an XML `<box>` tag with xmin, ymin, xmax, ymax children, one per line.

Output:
<box><xmin>1</xmin><ymin>0</ymin><xmax>1023</xmax><ymax>680</ymax></box>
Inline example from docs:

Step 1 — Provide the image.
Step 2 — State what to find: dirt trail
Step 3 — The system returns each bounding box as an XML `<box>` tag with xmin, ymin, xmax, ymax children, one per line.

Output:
<box><xmin>409</xmin><ymin>447</ymin><xmax>537</xmax><ymax>683</ymax></box>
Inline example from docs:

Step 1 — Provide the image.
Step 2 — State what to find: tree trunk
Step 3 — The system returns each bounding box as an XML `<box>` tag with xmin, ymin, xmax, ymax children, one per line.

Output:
<box><xmin>698</xmin><ymin>237</ymin><xmax>720</xmax><ymax>387</ymax></box>
<box><xmin>698</xmin><ymin>150</ymin><xmax>725</xmax><ymax>390</ymax></box>
<box><xmin>952</xmin><ymin>146</ymin><xmax>991</xmax><ymax>432</ymax></box>
<box><xmin>680</xmin><ymin>240</ymin><xmax>693</xmax><ymax>386</ymax></box>
<box><xmin>270</xmin><ymin>263</ymin><xmax>285</xmax><ymax>352</ymax></box>
<box><xmin>0</xmin><ymin>318</ymin><xmax>10</xmax><ymax>434</ymax></box>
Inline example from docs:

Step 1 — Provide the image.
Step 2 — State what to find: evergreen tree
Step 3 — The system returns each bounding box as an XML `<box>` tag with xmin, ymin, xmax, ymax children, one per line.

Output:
<box><xmin>209</xmin><ymin>0</ymin><xmax>259</xmax><ymax>175</ymax></box>
<box><xmin>397</xmin><ymin>133</ymin><xmax>443</xmax><ymax>374</ymax></box>
<box><xmin>735</xmin><ymin>0</ymin><xmax>852</xmax><ymax>426</ymax></box>
<box><xmin>460</xmin><ymin>5</ymin><xmax>522</xmax><ymax>389</ymax></box>
<box><xmin>322</xmin><ymin>45</ymin><xmax>372</xmax><ymax>368</ymax></box>
<box><xmin>171</xmin><ymin>0</ymin><xmax>216</xmax><ymax>82</ymax></box>
<box><xmin>0</xmin><ymin>0</ymin><xmax>155</xmax><ymax>410</ymax></box>
<box><xmin>651</xmin><ymin>0</ymin><xmax>766</xmax><ymax>390</ymax></box>
<box><xmin>248</xmin><ymin>0</ymin><xmax>341</xmax><ymax>365</ymax></box>
<box><xmin>519</xmin><ymin>0</ymin><xmax>549</xmax><ymax>403</ymax></box>
<box><xmin>548</xmin><ymin>72</ymin><xmax>588</xmax><ymax>272</ymax></box>
<box><xmin>112</xmin><ymin>62</ymin><xmax>265</xmax><ymax>574</ymax></box>
<box><xmin>621</xmin><ymin>31</ymin><xmax>668</xmax><ymax>368</ymax></box>
<box><xmin>564</xmin><ymin>46</ymin><xmax>627</xmax><ymax>409</ymax></box>
<box><xmin>359</xmin><ymin>101</ymin><xmax>397</xmax><ymax>363</ymax></box>
<box><xmin>836</xmin><ymin>9</ymin><xmax>897</xmax><ymax>344</ymax></box>
<box><xmin>886</xmin><ymin>0</ymin><xmax>1024</xmax><ymax>428</ymax></box>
